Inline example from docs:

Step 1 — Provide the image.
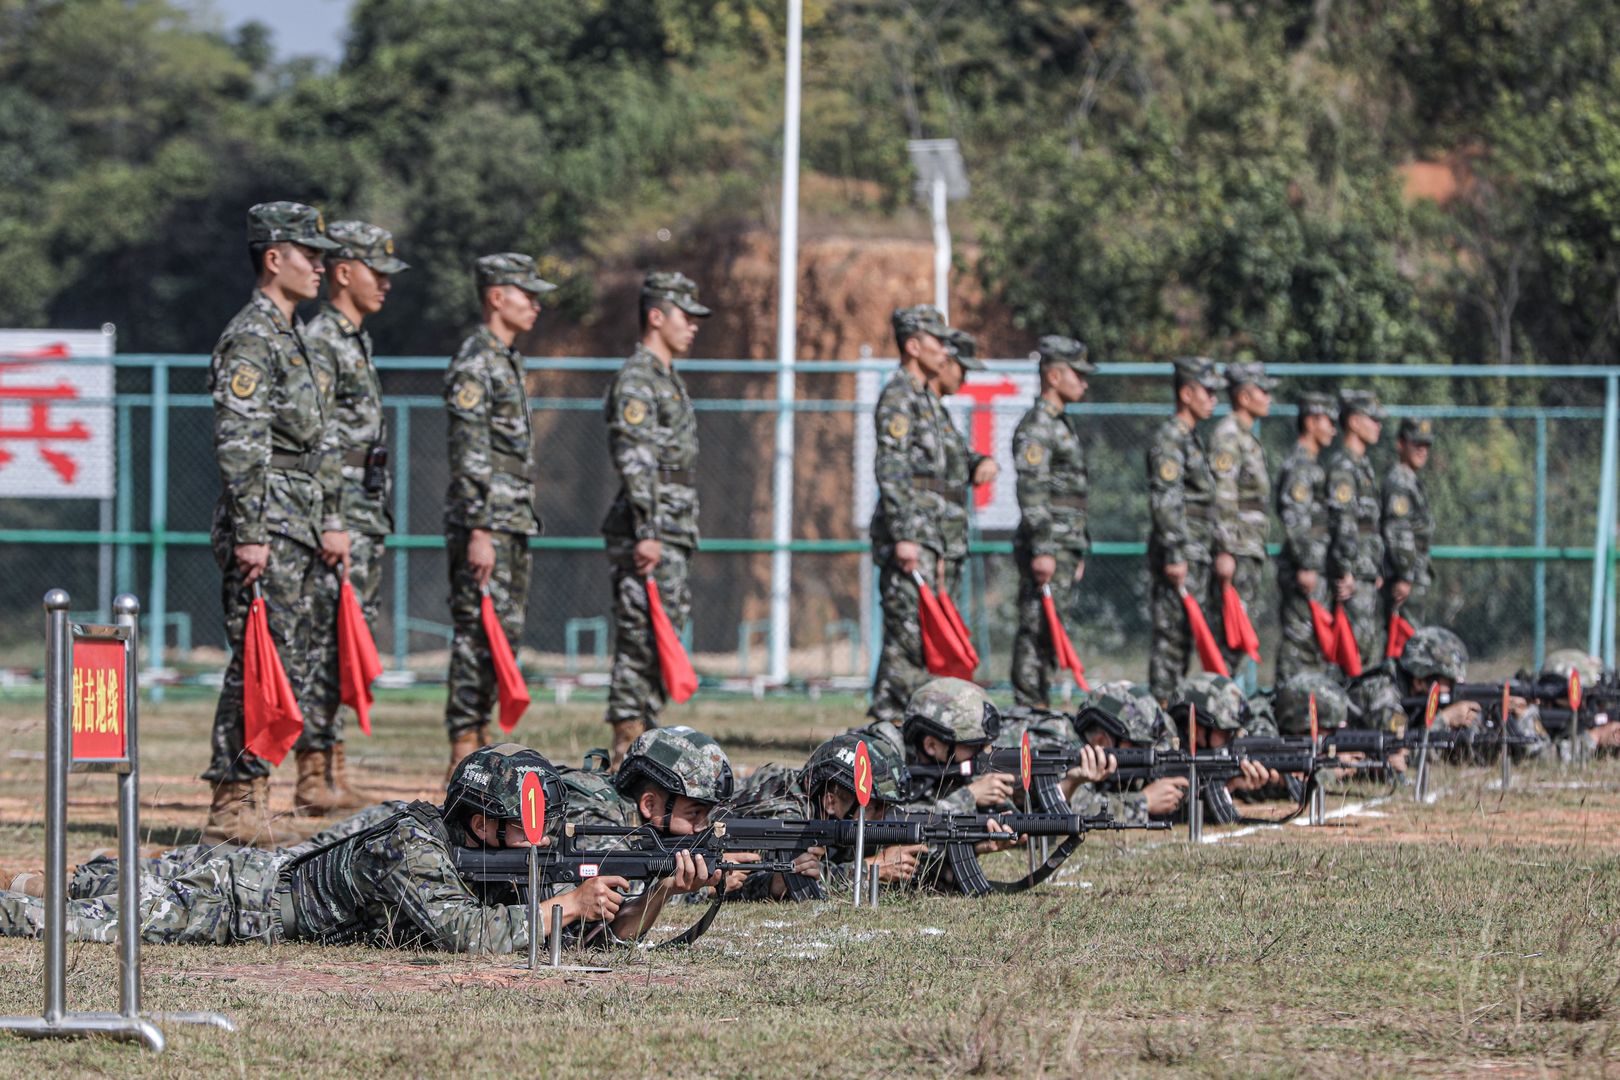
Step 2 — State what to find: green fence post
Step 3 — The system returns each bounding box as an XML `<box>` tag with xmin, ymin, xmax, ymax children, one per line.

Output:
<box><xmin>1533</xmin><ymin>414</ymin><xmax>1547</xmax><ymax>668</ymax></box>
<box><xmin>148</xmin><ymin>359</ymin><xmax>169</xmax><ymax>698</ymax></box>
<box><xmin>392</xmin><ymin>403</ymin><xmax>411</xmax><ymax>671</ymax></box>
<box><xmin>1591</xmin><ymin>375</ymin><xmax>1619</xmax><ymax>660</ymax></box>
<box><xmin>115</xmin><ymin>400</ymin><xmax>134</xmax><ymax>594</ymax></box>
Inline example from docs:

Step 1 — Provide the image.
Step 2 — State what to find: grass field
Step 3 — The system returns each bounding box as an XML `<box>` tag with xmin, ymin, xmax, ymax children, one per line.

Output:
<box><xmin>1</xmin><ymin>691</ymin><xmax>1618</xmax><ymax>1077</ymax></box>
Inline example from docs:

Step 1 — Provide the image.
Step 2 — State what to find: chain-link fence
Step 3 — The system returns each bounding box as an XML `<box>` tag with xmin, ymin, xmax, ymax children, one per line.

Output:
<box><xmin>1</xmin><ymin>357</ymin><xmax>1615</xmax><ymax>690</ymax></box>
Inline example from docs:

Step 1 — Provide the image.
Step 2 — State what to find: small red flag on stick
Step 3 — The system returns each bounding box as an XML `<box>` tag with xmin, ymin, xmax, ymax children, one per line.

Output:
<box><xmin>1181</xmin><ymin>589</ymin><xmax>1231</xmax><ymax>677</ymax></box>
<box><xmin>243</xmin><ymin>590</ymin><xmax>304</xmax><ymax>765</ymax></box>
<box><xmin>1309</xmin><ymin>599</ymin><xmax>1339</xmax><ymax>664</ymax></box>
<box><xmin>1333</xmin><ymin>603</ymin><xmax>1362</xmax><ymax>677</ymax></box>
<box><xmin>646</xmin><ymin>577</ymin><xmax>698</xmax><ymax>703</ymax></box>
<box><xmin>480</xmin><ymin>591</ymin><xmax>531</xmax><ymax>731</ymax></box>
<box><xmin>337</xmin><ymin>577</ymin><xmax>383</xmax><ymax>735</ymax></box>
<box><xmin>937</xmin><ymin>588</ymin><xmax>981</xmax><ymax>670</ymax></box>
<box><xmin>1041</xmin><ymin>584</ymin><xmax>1090</xmax><ymax>691</ymax></box>
<box><xmin>913</xmin><ymin>571</ymin><xmax>975</xmax><ymax>679</ymax></box>
<box><xmin>1386</xmin><ymin>610</ymin><xmax>1416</xmax><ymax>659</ymax></box>
<box><xmin>1221</xmin><ymin>583</ymin><xmax>1261</xmax><ymax>663</ymax></box>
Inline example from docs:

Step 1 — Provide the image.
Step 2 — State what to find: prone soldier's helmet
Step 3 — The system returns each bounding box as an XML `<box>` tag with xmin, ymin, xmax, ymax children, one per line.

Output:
<box><xmin>993</xmin><ymin>705</ymin><xmax>1080</xmax><ymax>753</ymax></box>
<box><xmin>1541</xmin><ymin>648</ymin><xmax>1603</xmax><ymax>687</ymax></box>
<box><xmin>614</xmin><ymin>726</ymin><xmax>735</xmax><ymax>805</ymax></box>
<box><xmin>1170</xmin><ymin>674</ymin><xmax>1249</xmax><ymax>733</ymax></box>
<box><xmin>1397</xmin><ymin>626</ymin><xmax>1468</xmax><ymax>684</ymax></box>
<box><xmin>1075</xmin><ymin>681</ymin><xmax>1175</xmax><ymax>748</ymax></box>
<box><xmin>801</xmin><ymin>734</ymin><xmax>908</xmax><ymax>807</ymax></box>
<box><xmin>443</xmin><ymin>743</ymin><xmax>567</xmax><ymax>844</ymax></box>
<box><xmin>1273</xmin><ymin>672</ymin><xmax>1351</xmax><ymax>736</ymax></box>
<box><xmin>901</xmin><ymin>678</ymin><xmax>1001</xmax><ymax>755</ymax></box>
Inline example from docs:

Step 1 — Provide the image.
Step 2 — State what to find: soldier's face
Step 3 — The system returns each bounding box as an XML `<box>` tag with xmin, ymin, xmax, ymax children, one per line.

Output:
<box><xmin>1182</xmin><ymin>382</ymin><xmax>1216</xmax><ymax>420</ymax></box>
<box><xmin>1238</xmin><ymin>385</ymin><xmax>1271</xmax><ymax>417</ymax></box>
<box><xmin>820</xmin><ymin>786</ymin><xmax>856</xmax><ymax>819</ymax></box>
<box><xmin>938</xmin><ymin>358</ymin><xmax>965</xmax><ymax>395</ymax></box>
<box><xmin>1401</xmin><ymin>439</ymin><xmax>1430</xmax><ymax>469</ymax></box>
<box><xmin>637</xmin><ymin>791</ymin><xmax>713</xmax><ymax>835</ymax></box>
<box><xmin>334</xmin><ymin>260</ymin><xmax>391</xmax><ymax>315</ymax></box>
<box><xmin>909</xmin><ymin>332</ymin><xmax>948</xmax><ymax>378</ymax></box>
<box><xmin>493</xmin><ymin>285</ymin><xmax>542</xmax><ymax>333</ymax></box>
<box><xmin>271</xmin><ymin>242</ymin><xmax>325</xmax><ymax>301</ymax></box>
<box><xmin>1349</xmin><ymin>413</ymin><xmax>1381</xmax><ymax>444</ymax></box>
<box><xmin>1305</xmin><ymin>414</ymin><xmax>1336</xmax><ymax>447</ymax></box>
<box><xmin>650</xmin><ymin>304</ymin><xmax>700</xmax><ymax>356</ymax></box>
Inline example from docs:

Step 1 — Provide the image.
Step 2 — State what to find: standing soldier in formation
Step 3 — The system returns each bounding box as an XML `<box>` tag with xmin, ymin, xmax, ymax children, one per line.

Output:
<box><xmin>866</xmin><ymin>305</ymin><xmax>954</xmax><ymax>728</ymax></box>
<box><xmin>601</xmin><ymin>271</ymin><xmax>710</xmax><ymax>767</ymax></box>
<box><xmin>442</xmin><ymin>254</ymin><xmax>553</xmax><ymax>776</ymax></box>
<box><xmin>933</xmin><ymin>327</ymin><xmax>997</xmax><ymax>601</ymax></box>
<box><xmin>1010</xmin><ymin>335</ymin><xmax>1095</xmax><ymax>706</ymax></box>
<box><xmin>1324</xmin><ymin>389</ymin><xmax>1386</xmax><ymax>665</ymax></box>
<box><xmin>202</xmin><ymin>201</ymin><xmax>340</xmax><ymax>845</ymax></box>
<box><xmin>1146</xmin><ymin>357</ymin><xmax>1229</xmax><ymax>704</ymax></box>
<box><xmin>295</xmin><ymin>221</ymin><xmax>408</xmax><ymax>817</ymax></box>
<box><xmin>1382</xmin><ymin>417</ymin><xmax>1436</xmax><ymax>628</ymax></box>
<box><xmin>1273</xmin><ymin>392</ymin><xmax>1337</xmax><ymax>681</ymax></box>
<box><xmin>1208</xmin><ymin>361</ymin><xmax>1276</xmax><ymax>681</ymax></box>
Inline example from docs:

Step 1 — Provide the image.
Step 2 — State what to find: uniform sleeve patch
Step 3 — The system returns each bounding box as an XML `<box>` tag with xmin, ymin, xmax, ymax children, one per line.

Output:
<box><xmin>1291</xmin><ymin>482</ymin><xmax>1310</xmax><ymax>504</ymax></box>
<box><xmin>1158</xmin><ymin>459</ymin><xmax>1180</xmax><ymax>482</ymax></box>
<box><xmin>229</xmin><ymin>367</ymin><xmax>261</xmax><ymax>399</ymax></box>
<box><xmin>623</xmin><ymin>399</ymin><xmax>649</xmax><ymax>425</ymax></box>
<box><xmin>1333</xmin><ymin>481</ymin><xmax>1354</xmax><ymax>504</ymax></box>
<box><xmin>1390</xmin><ymin>494</ymin><xmax>1410</xmax><ymax>517</ymax></box>
<box><xmin>887</xmin><ymin>414</ymin><xmax>910</xmax><ymax>440</ymax></box>
<box><xmin>455</xmin><ymin>381</ymin><xmax>483</xmax><ymax>410</ymax></box>
<box><xmin>1023</xmin><ymin>444</ymin><xmax>1044</xmax><ymax>466</ymax></box>
<box><xmin>1213</xmin><ymin>451</ymin><xmax>1235</xmax><ymax>474</ymax></box>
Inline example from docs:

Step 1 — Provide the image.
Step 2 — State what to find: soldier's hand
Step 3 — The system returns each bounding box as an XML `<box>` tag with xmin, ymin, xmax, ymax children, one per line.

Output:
<box><xmin>1227</xmin><ymin>758</ymin><xmax>1272</xmax><ymax>793</ymax></box>
<box><xmin>1440</xmin><ymin>701</ymin><xmax>1482</xmax><ymax>730</ymax></box>
<box><xmin>562</xmin><ymin>876</ymin><xmax>627</xmax><ymax>923</ymax></box>
<box><xmin>1073</xmin><ymin>559</ymin><xmax>1086</xmax><ymax>583</ymax></box>
<box><xmin>790</xmin><ymin>847</ymin><xmax>825</xmax><ymax>880</ymax></box>
<box><xmin>1214</xmin><ymin>552</ymin><xmax>1236</xmax><ymax>581</ymax></box>
<box><xmin>895</xmin><ymin>540</ymin><xmax>921</xmax><ymax>574</ymax></box>
<box><xmin>467</xmin><ymin>528</ymin><xmax>496</xmax><ymax>587</ymax></box>
<box><xmin>721</xmin><ymin>851</ymin><xmax>761</xmax><ymax>894</ymax></box>
<box><xmin>1334</xmin><ymin>575</ymin><xmax>1355</xmax><ymax>601</ymax></box>
<box><xmin>1069</xmin><ymin>744</ymin><xmax>1116</xmax><ymax>783</ymax></box>
<box><xmin>972</xmin><ymin>458</ymin><xmax>999</xmax><ymax>486</ymax></box>
<box><xmin>633</xmin><ymin>538</ymin><xmax>663</xmax><ymax>576</ymax></box>
<box><xmin>968</xmin><ymin>771</ymin><xmax>1015</xmax><ymax>808</ymax></box>
<box><xmin>1164</xmin><ymin>562</ymin><xmax>1188</xmax><ymax>589</ymax></box>
<box><xmin>974</xmin><ymin>818</ymin><xmax>1020</xmax><ymax>855</ymax></box>
<box><xmin>873</xmin><ymin>843</ymin><xmax>925</xmax><ymax>883</ymax></box>
<box><xmin>668</xmin><ymin>850</ymin><xmax>722</xmax><ymax>894</ymax></box>
<box><xmin>1031</xmin><ymin>554</ymin><xmax>1057</xmax><ymax>585</ymax></box>
<box><xmin>320</xmin><ymin>529</ymin><xmax>351</xmax><ymax>572</ymax></box>
<box><xmin>1145</xmin><ymin>776</ymin><xmax>1190</xmax><ymax>815</ymax></box>
<box><xmin>1295</xmin><ymin>569</ymin><xmax>1318</xmax><ymax>594</ymax></box>
<box><xmin>234</xmin><ymin>543</ymin><xmax>271</xmax><ymax>586</ymax></box>
<box><xmin>1391</xmin><ymin>580</ymin><xmax>1412</xmax><ymax>605</ymax></box>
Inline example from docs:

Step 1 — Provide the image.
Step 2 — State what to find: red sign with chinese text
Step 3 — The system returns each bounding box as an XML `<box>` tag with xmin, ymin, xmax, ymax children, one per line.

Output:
<box><xmin>71</xmin><ymin>637</ymin><xmax>127</xmax><ymax>761</ymax></box>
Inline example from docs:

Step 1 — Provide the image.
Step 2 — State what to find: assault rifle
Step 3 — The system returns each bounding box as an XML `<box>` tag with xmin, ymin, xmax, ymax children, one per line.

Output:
<box><xmin>896</xmin><ymin>810</ymin><xmax>1168</xmax><ymax>896</ymax></box>
<box><xmin>906</xmin><ymin>746</ymin><xmax>1098</xmax><ymax>815</ymax></box>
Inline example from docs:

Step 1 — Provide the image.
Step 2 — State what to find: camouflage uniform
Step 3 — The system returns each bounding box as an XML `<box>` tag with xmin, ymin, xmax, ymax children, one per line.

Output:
<box><xmin>1071</xmin><ymin>681</ymin><xmax>1177</xmax><ymax>824</ymax></box>
<box><xmin>1324</xmin><ymin>390</ymin><xmax>1386</xmax><ymax>667</ymax></box>
<box><xmin>1147</xmin><ymin>357</ymin><xmax>1229</xmax><ymax>703</ymax></box>
<box><xmin>203</xmin><ymin>202</ymin><xmax>339</xmax><ymax>785</ymax></box>
<box><xmin>1382</xmin><ymin>417</ymin><xmax>1435</xmax><ymax>627</ymax></box>
<box><xmin>443</xmin><ymin>254</ymin><xmax>554</xmax><ymax>738</ymax></box>
<box><xmin>1208</xmin><ymin>362</ymin><xmax>1276</xmax><ymax>678</ymax></box>
<box><xmin>936</xmin><ymin>328</ymin><xmax>989</xmax><ymax>600</ymax></box>
<box><xmin>868</xmin><ymin>306</ymin><xmax>954</xmax><ymax>725</ymax></box>
<box><xmin>1011</xmin><ymin>336</ymin><xmax>1095</xmax><ymax>705</ymax></box>
<box><xmin>892</xmin><ymin>677</ymin><xmax>998</xmax><ymax>815</ymax></box>
<box><xmin>602</xmin><ymin>272</ymin><xmax>710</xmax><ymax>728</ymax></box>
<box><xmin>1274</xmin><ymin>392</ymin><xmax>1336</xmax><ymax>681</ymax></box>
<box><xmin>299</xmin><ymin>222</ymin><xmax>408</xmax><ymax>750</ymax></box>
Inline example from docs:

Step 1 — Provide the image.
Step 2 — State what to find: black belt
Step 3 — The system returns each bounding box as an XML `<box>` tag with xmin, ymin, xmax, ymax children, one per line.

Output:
<box><xmin>1050</xmin><ymin>493</ymin><xmax>1088</xmax><ymax>511</ymax></box>
<box><xmin>269</xmin><ymin>450</ymin><xmax>322</xmax><ymax>475</ymax></box>
<box><xmin>913</xmin><ymin>476</ymin><xmax>967</xmax><ymax>500</ymax></box>
<box><xmin>658</xmin><ymin>468</ymin><xmax>694</xmax><ymax>485</ymax></box>
<box><xmin>491</xmin><ymin>450</ymin><xmax>529</xmax><ymax>477</ymax></box>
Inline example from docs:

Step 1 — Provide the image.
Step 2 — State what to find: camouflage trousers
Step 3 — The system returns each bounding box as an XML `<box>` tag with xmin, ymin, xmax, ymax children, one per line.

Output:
<box><xmin>1211</xmin><ymin>555</ymin><xmax>1267</xmax><ymax>682</ymax></box>
<box><xmin>0</xmin><ymin>846</ymin><xmax>287</xmax><ymax>946</ymax></box>
<box><xmin>204</xmin><ymin>527</ymin><xmax>322</xmax><ymax>783</ymax></box>
<box><xmin>1148</xmin><ymin>559</ymin><xmax>1213</xmax><ymax>704</ymax></box>
<box><xmin>604</xmin><ymin>538</ymin><xmax>692</xmax><ymax>726</ymax></box>
<box><xmin>867</xmin><ymin>545</ymin><xmax>943</xmax><ymax>726</ymax></box>
<box><xmin>296</xmin><ymin>531</ymin><xmax>386</xmax><ymax>752</ymax></box>
<box><xmin>1010</xmin><ymin>540</ymin><xmax>1085</xmax><ymax>707</ymax></box>
<box><xmin>1342</xmin><ymin>578</ymin><xmax>1384</xmax><ymax>671</ymax></box>
<box><xmin>1275</xmin><ymin>562</ymin><xmax>1332</xmax><ymax>683</ymax></box>
<box><xmin>444</xmin><ymin>526</ymin><xmax>531</xmax><ymax>737</ymax></box>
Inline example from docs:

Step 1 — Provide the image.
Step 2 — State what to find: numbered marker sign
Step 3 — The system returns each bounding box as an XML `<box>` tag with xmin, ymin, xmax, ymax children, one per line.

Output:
<box><xmin>1424</xmin><ymin>683</ymin><xmax>1441</xmax><ymax>730</ymax></box>
<box><xmin>1308</xmin><ymin>692</ymin><xmax>1319</xmax><ymax>742</ymax></box>
<box><xmin>1569</xmin><ymin>669</ymin><xmax>1583</xmax><ymax>713</ymax></box>
<box><xmin>71</xmin><ymin>635</ymin><xmax>128</xmax><ymax>764</ymax></box>
<box><xmin>1019</xmin><ymin>730</ymin><xmax>1032</xmax><ymax>794</ymax></box>
<box><xmin>520</xmin><ymin>770</ymin><xmax>546</xmax><ymax>845</ymax></box>
<box><xmin>853</xmin><ymin>739</ymin><xmax>873</xmax><ymax>808</ymax></box>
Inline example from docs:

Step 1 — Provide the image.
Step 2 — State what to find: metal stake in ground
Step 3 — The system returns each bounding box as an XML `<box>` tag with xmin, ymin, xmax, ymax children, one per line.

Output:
<box><xmin>1414</xmin><ymin>683</ymin><xmax>1439</xmax><ymax>804</ymax></box>
<box><xmin>1307</xmin><ymin>693</ymin><xmax>1326</xmax><ymax>827</ymax></box>
<box><xmin>1187</xmin><ymin>703</ymin><xmax>1202</xmax><ymax>844</ymax></box>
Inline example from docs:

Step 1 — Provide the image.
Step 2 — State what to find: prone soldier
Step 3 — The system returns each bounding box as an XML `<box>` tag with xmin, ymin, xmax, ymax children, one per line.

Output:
<box><xmin>1273</xmin><ymin>391</ymin><xmax>1338</xmax><ymax>681</ymax></box>
<box><xmin>1382</xmin><ymin>417</ymin><xmax>1436</xmax><ymax>628</ymax></box>
<box><xmin>1070</xmin><ymin>681</ymin><xmax>1188</xmax><ymax>822</ymax></box>
<box><xmin>1208</xmin><ymin>361</ymin><xmax>1277</xmax><ymax>681</ymax></box>
<box><xmin>1324</xmin><ymin>389</ymin><xmax>1386</xmax><ymax>666</ymax></box>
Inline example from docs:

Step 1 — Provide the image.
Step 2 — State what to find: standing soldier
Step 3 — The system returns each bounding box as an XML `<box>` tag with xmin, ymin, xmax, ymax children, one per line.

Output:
<box><xmin>442</xmin><ymin>254</ymin><xmax>554</xmax><ymax>776</ymax></box>
<box><xmin>602</xmin><ymin>271</ymin><xmax>710</xmax><ymax>767</ymax></box>
<box><xmin>202</xmin><ymin>201</ymin><xmax>340</xmax><ymax>845</ymax></box>
<box><xmin>295</xmin><ymin>221</ymin><xmax>409</xmax><ymax>817</ymax></box>
<box><xmin>933</xmin><ymin>327</ymin><xmax>997</xmax><ymax>600</ymax></box>
<box><xmin>866</xmin><ymin>304</ymin><xmax>953</xmax><ymax>729</ymax></box>
<box><xmin>1146</xmin><ymin>357</ymin><xmax>1229</xmax><ymax>704</ymax></box>
<box><xmin>1208</xmin><ymin>361</ymin><xmax>1277</xmax><ymax>681</ymax></box>
<box><xmin>1324</xmin><ymin>389</ymin><xmax>1386</xmax><ymax>665</ymax></box>
<box><xmin>1273</xmin><ymin>392</ymin><xmax>1337</xmax><ymax>681</ymax></box>
<box><xmin>1382</xmin><ymin>417</ymin><xmax>1436</xmax><ymax>626</ymax></box>
<box><xmin>1010</xmin><ymin>335</ymin><xmax>1095</xmax><ymax>707</ymax></box>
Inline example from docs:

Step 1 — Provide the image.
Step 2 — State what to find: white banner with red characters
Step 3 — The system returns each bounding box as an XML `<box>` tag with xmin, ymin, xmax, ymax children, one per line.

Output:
<box><xmin>0</xmin><ymin>329</ymin><xmax>116</xmax><ymax>500</ymax></box>
<box><xmin>854</xmin><ymin>368</ymin><xmax>1039</xmax><ymax>533</ymax></box>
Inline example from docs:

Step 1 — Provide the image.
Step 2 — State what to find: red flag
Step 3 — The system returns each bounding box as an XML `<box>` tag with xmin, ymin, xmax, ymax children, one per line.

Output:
<box><xmin>914</xmin><ymin>572</ymin><xmax>975</xmax><ymax>679</ymax></box>
<box><xmin>1041</xmin><ymin>584</ymin><xmax>1091</xmax><ymax>691</ymax></box>
<box><xmin>937</xmin><ymin>589</ymin><xmax>981</xmax><ymax>670</ymax></box>
<box><xmin>1385</xmin><ymin>610</ymin><xmax>1416</xmax><ymax>659</ymax></box>
<box><xmin>1332</xmin><ymin>603</ymin><xmax>1362</xmax><ymax>677</ymax></box>
<box><xmin>337</xmin><ymin>577</ymin><xmax>383</xmax><ymax>735</ymax></box>
<box><xmin>242</xmin><ymin>595</ymin><xmax>304</xmax><ymax>765</ymax></box>
<box><xmin>1181</xmin><ymin>590</ymin><xmax>1231</xmax><ymax>677</ymax></box>
<box><xmin>646</xmin><ymin>577</ymin><xmax>698</xmax><ymax>704</ymax></box>
<box><xmin>1221</xmin><ymin>584</ymin><xmax>1261</xmax><ymax>663</ymax></box>
<box><xmin>480</xmin><ymin>593</ymin><xmax>531</xmax><ymax>731</ymax></box>
<box><xmin>1309</xmin><ymin>599</ymin><xmax>1338</xmax><ymax>664</ymax></box>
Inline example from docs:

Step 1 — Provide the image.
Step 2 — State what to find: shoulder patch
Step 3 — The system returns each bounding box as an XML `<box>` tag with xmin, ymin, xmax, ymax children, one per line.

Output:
<box><xmin>623</xmin><ymin>399</ymin><xmax>648</xmax><ymax>425</ymax></box>
<box><xmin>1291</xmin><ymin>482</ymin><xmax>1310</xmax><ymax>504</ymax></box>
<box><xmin>1213</xmin><ymin>451</ymin><xmax>1235</xmax><ymax>474</ymax></box>
<box><xmin>1333</xmin><ymin>481</ymin><xmax>1353</xmax><ymax>504</ymax></box>
<box><xmin>1158</xmin><ymin>459</ymin><xmax>1180</xmax><ymax>483</ymax></box>
<box><xmin>887</xmin><ymin>414</ymin><xmax>910</xmax><ymax>440</ymax></box>
<box><xmin>1390</xmin><ymin>494</ymin><xmax>1410</xmax><ymax>517</ymax></box>
<box><xmin>315</xmin><ymin>368</ymin><xmax>332</xmax><ymax>395</ymax></box>
<box><xmin>454</xmin><ymin>381</ymin><xmax>483</xmax><ymax>410</ymax></box>
<box><xmin>1024</xmin><ymin>444</ymin><xmax>1044</xmax><ymax>466</ymax></box>
<box><xmin>229</xmin><ymin>367</ymin><xmax>260</xmax><ymax>399</ymax></box>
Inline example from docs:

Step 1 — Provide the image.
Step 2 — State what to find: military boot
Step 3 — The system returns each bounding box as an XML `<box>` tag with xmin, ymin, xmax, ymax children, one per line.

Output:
<box><xmin>0</xmin><ymin>866</ymin><xmax>46</xmax><ymax>898</ymax></box>
<box><xmin>237</xmin><ymin>776</ymin><xmax>279</xmax><ymax>847</ymax></box>
<box><xmin>293</xmin><ymin>749</ymin><xmax>344</xmax><ymax>818</ymax></box>
<box><xmin>445</xmin><ymin>727</ymin><xmax>484</xmax><ymax>782</ymax></box>
<box><xmin>327</xmin><ymin>742</ymin><xmax>371</xmax><ymax>811</ymax></box>
<box><xmin>203</xmin><ymin>779</ymin><xmax>252</xmax><ymax>843</ymax></box>
<box><xmin>610</xmin><ymin>718</ymin><xmax>648</xmax><ymax>770</ymax></box>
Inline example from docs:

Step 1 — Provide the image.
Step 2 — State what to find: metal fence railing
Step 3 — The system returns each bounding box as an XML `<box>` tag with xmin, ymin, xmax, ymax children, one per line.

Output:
<box><xmin>1</xmin><ymin>356</ymin><xmax>1615</xmax><ymax>691</ymax></box>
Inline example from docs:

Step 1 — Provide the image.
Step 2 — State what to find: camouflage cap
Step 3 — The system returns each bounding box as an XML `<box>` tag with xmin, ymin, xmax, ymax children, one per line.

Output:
<box><xmin>902</xmin><ymin>677</ymin><xmax>1000</xmax><ymax>748</ymax></box>
<box><xmin>1036</xmin><ymin>335</ymin><xmax>1096</xmax><ymax>374</ymax></box>
<box><xmin>1296</xmin><ymin>391</ymin><xmax>1336</xmax><ymax>417</ymax></box>
<box><xmin>1541</xmin><ymin>648</ymin><xmax>1603</xmax><ymax>686</ymax></box>
<box><xmin>443</xmin><ymin>743</ymin><xmax>567</xmax><ymax>842</ymax></box>
<box><xmin>1398</xmin><ymin>417</ymin><xmax>1435</xmax><ymax>445</ymax></box>
<box><xmin>944</xmin><ymin>327</ymin><xmax>985</xmax><ymax>371</ymax></box>
<box><xmin>1273</xmin><ymin>672</ymin><xmax>1350</xmax><ymax>735</ymax></box>
<box><xmin>1172</xmin><ymin>356</ymin><xmax>1226</xmax><ymax>392</ymax></box>
<box><xmin>801</xmin><ymin>733</ymin><xmax>907</xmax><ymax>805</ymax></box>
<box><xmin>1172</xmin><ymin>674</ymin><xmax>1249</xmax><ymax>732</ymax></box>
<box><xmin>1339</xmin><ymin>388</ymin><xmax>1386</xmax><ymax>421</ymax></box>
<box><xmin>247</xmin><ymin>201</ymin><xmax>340</xmax><ymax>250</ymax></box>
<box><xmin>615</xmin><ymin>725</ymin><xmax>734</xmax><ymax>804</ymax></box>
<box><xmin>1076</xmin><ymin>681</ymin><xmax>1174</xmax><ymax>747</ymax></box>
<box><xmin>642</xmin><ymin>270</ymin><xmax>711</xmax><ymax>317</ymax></box>
<box><xmin>1397</xmin><ymin>626</ymin><xmax>1468</xmax><ymax>683</ymax></box>
<box><xmin>892</xmin><ymin>304</ymin><xmax>950</xmax><ymax>348</ymax></box>
<box><xmin>1224</xmin><ymin>360</ymin><xmax>1278</xmax><ymax>392</ymax></box>
<box><xmin>474</xmin><ymin>253</ymin><xmax>557</xmax><ymax>295</ymax></box>
<box><xmin>325</xmin><ymin>220</ymin><xmax>408</xmax><ymax>275</ymax></box>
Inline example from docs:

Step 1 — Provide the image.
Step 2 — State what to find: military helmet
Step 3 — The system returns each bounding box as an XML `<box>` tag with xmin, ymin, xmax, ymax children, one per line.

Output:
<box><xmin>443</xmin><ymin>743</ymin><xmax>567</xmax><ymax>842</ymax></box>
<box><xmin>801</xmin><ymin>733</ymin><xmax>908</xmax><ymax>806</ymax></box>
<box><xmin>1170</xmin><ymin>674</ymin><xmax>1249</xmax><ymax>732</ymax></box>
<box><xmin>1541</xmin><ymin>648</ymin><xmax>1603</xmax><ymax>686</ymax></box>
<box><xmin>1273</xmin><ymin>672</ymin><xmax>1350</xmax><ymax>735</ymax></box>
<box><xmin>614</xmin><ymin>725</ymin><xmax>734</xmax><ymax>804</ymax></box>
<box><xmin>1397</xmin><ymin>626</ymin><xmax>1468</xmax><ymax>683</ymax></box>
<box><xmin>1075</xmin><ymin>681</ymin><xmax>1173</xmax><ymax>746</ymax></box>
<box><xmin>901</xmin><ymin>677</ymin><xmax>1001</xmax><ymax>751</ymax></box>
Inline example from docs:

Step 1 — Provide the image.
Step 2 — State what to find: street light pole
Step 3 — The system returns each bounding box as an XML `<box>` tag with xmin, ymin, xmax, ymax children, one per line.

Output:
<box><xmin>768</xmin><ymin>0</ymin><xmax>803</xmax><ymax>686</ymax></box>
<box><xmin>908</xmin><ymin>139</ymin><xmax>969</xmax><ymax>322</ymax></box>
